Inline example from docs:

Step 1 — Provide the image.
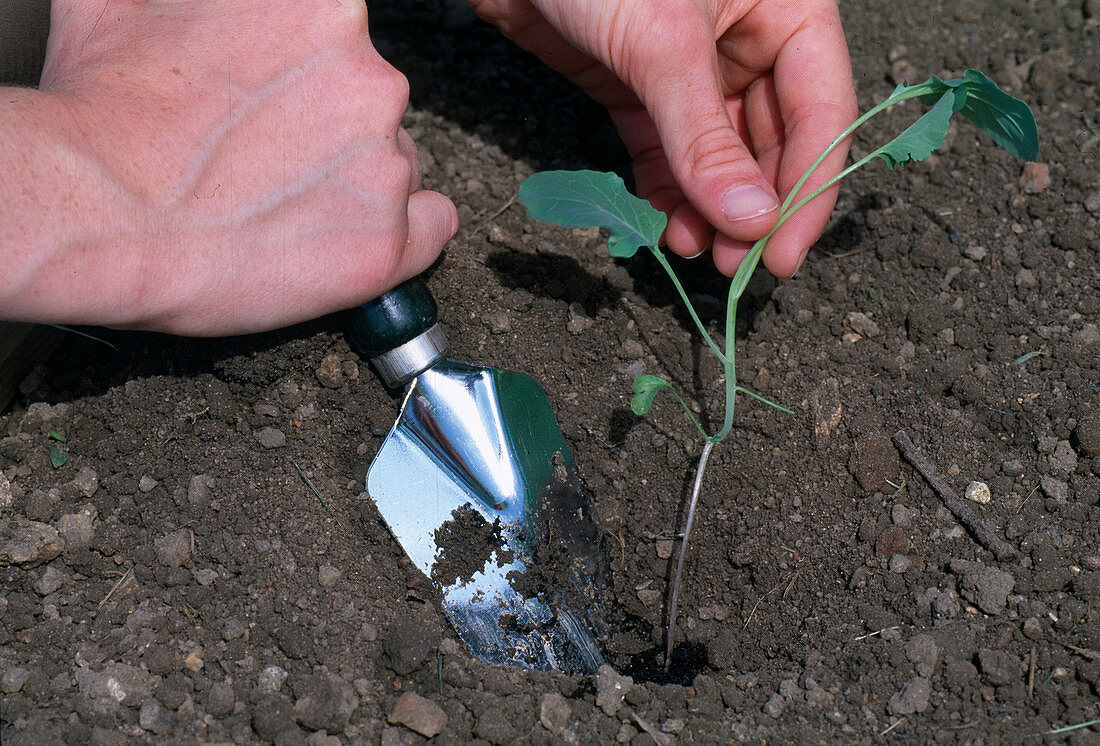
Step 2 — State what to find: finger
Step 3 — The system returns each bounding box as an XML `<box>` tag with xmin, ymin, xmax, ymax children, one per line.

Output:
<box><xmin>623</xmin><ymin>11</ymin><xmax>780</xmax><ymax>243</ymax></box>
<box><xmin>395</xmin><ymin>189</ymin><xmax>459</xmax><ymax>280</ymax></box>
<box><xmin>750</xmin><ymin>2</ymin><xmax>857</xmax><ymax>277</ymax></box>
<box><xmin>397</xmin><ymin>129</ymin><xmax>423</xmax><ymax>194</ymax></box>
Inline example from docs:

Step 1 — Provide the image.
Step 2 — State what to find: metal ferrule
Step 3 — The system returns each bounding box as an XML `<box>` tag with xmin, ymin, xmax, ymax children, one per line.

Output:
<box><xmin>370</xmin><ymin>323</ymin><xmax>449</xmax><ymax>388</ymax></box>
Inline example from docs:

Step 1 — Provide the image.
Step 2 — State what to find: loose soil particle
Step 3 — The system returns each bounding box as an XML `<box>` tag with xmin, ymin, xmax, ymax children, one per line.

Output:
<box><xmin>2</xmin><ymin>0</ymin><xmax>1099</xmax><ymax>743</ymax></box>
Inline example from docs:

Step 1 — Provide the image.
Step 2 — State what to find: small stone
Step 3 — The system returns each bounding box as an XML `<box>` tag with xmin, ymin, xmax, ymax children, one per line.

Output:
<box><xmin>183</xmin><ymin>652</ymin><xmax>204</xmax><ymax>673</ymax></box>
<box><xmin>317</xmin><ymin>565</ymin><xmax>342</xmax><ymax>589</ymax></box>
<box><xmin>1015</xmin><ymin>268</ymin><xmax>1038</xmax><ymax>289</ymax></box>
<box><xmin>887</xmin><ymin>677</ymin><xmax>931</xmax><ymax>715</ymax></box>
<box><xmin>1074</xmin><ymin>413</ymin><xmax>1100</xmax><ymax>457</ymax></box>
<box><xmin>1048</xmin><ymin>440</ymin><xmax>1077</xmax><ymax>476</ymax></box>
<box><xmin>890</xmin><ymin>504</ymin><xmax>913</xmax><ymax>527</ymax></box>
<box><xmin>566</xmin><ymin>305</ymin><xmax>592</xmax><ymax>334</ymax></box>
<box><xmin>889</xmin><ymin>554</ymin><xmax>912</xmax><ymax>574</ymax></box>
<box><xmin>252</xmin><ymin>695</ymin><xmax>296</xmax><ymax>741</ymax></box>
<box><xmin>763</xmin><ymin>692</ymin><xmax>786</xmax><ymax>718</ymax></box>
<box><xmin>258</xmin><ymin>665</ymin><xmax>288</xmax><ymax>695</ymax></box>
<box><xmin>1002</xmin><ymin>459</ymin><xmax>1025</xmax><ymax>477</ymax></box>
<box><xmin>154</xmin><ymin>529</ymin><xmax>193</xmax><ymax>568</ymax></box>
<box><xmin>1039</xmin><ymin>476</ymin><xmax>1069</xmax><ymax>503</ymax></box>
<box><xmin>139</xmin><ymin>698</ymin><xmax>172</xmax><ymax>734</ymax></box>
<box><xmin>316</xmin><ymin>353</ymin><xmax>344</xmax><ymax>388</ymax></box>
<box><xmin>850</xmin><ymin>432</ymin><xmax>900</xmax><ymax>495</ymax></box>
<box><xmin>954</xmin><ymin>559</ymin><xmax>1014</xmax><ymax>615</ymax></box>
<box><xmin>905</xmin><ymin>634</ymin><xmax>941</xmax><ymax>678</ymax></box>
<box><xmin>846</xmin><ymin>311</ymin><xmax>880</xmax><ymax>337</ymax></box>
<box><xmin>187</xmin><ymin>475</ymin><xmax>213</xmax><ymax>507</ymax></box>
<box><xmin>138</xmin><ymin>476</ymin><xmax>159</xmax><ymax>493</ymax></box>
<box><xmin>57</xmin><ymin>505</ymin><xmax>96</xmax><ymax>551</ymax></box>
<box><xmin>0</xmin><ymin>471</ymin><xmax>11</xmax><ymax>509</ymax></box>
<box><xmin>964</xmin><ymin>481</ymin><xmax>992</xmax><ymax>505</ymax></box>
<box><xmin>75</xmin><ymin>663</ymin><xmax>156</xmax><ymax>708</ymax></box>
<box><xmin>655</xmin><ymin>540</ymin><xmax>674</xmax><ymax>559</ymax></box>
<box><xmin>487</xmin><ymin>312</ymin><xmax>512</xmax><ymax>335</ymax></box>
<box><xmin>193</xmin><ymin>568</ymin><xmax>218</xmax><ymax>586</ymax></box>
<box><xmin>1022</xmin><ymin>617</ymin><xmax>1044</xmax><ymax>640</ymax></box>
<box><xmin>34</xmin><ymin>564</ymin><xmax>66</xmax><ymax>596</ymax></box>
<box><xmin>1074</xmin><ymin>324</ymin><xmax>1100</xmax><ymax>347</ymax></box>
<box><xmin>595</xmin><ymin>664</ymin><xmax>633</xmax><ymax>716</ymax></box>
<box><xmin>293</xmin><ymin>673</ymin><xmax>358</xmax><ymax>734</ymax></box>
<box><xmin>978</xmin><ymin>648</ymin><xmax>1023</xmax><ymax>687</ymax></box>
<box><xmin>1</xmin><ymin>667</ymin><xmax>30</xmax><ymax>693</ymax></box>
<box><xmin>70</xmin><ymin>466</ymin><xmax>99</xmax><ymax>498</ymax></box>
<box><xmin>222</xmin><ymin>618</ymin><xmax>247</xmax><ymax>641</ymax></box>
<box><xmin>1018</xmin><ymin>162</ymin><xmax>1051</xmax><ymax>194</ymax></box>
<box><xmin>256</xmin><ymin>427</ymin><xmax>287</xmax><ymax>449</ymax></box>
<box><xmin>540</xmin><ymin>692</ymin><xmax>571</xmax><ymax>735</ymax></box>
<box><xmin>389</xmin><ymin>692</ymin><xmax>447</xmax><ymax>738</ymax></box>
<box><xmin>963</xmin><ymin>245</ymin><xmax>988</xmax><ymax>262</ymax></box>
<box><xmin>0</xmin><ymin>516</ymin><xmax>62</xmax><ymax>568</ymax></box>
<box><xmin>206</xmin><ymin>682</ymin><xmax>235</xmax><ymax>718</ymax></box>
<box><xmin>1074</xmin><ymin>571</ymin><xmax>1100</xmax><ymax>600</ymax></box>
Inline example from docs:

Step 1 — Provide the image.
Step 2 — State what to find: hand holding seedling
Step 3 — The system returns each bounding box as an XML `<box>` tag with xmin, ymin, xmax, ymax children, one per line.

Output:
<box><xmin>0</xmin><ymin>0</ymin><xmax>457</xmax><ymax>336</ymax></box>
<box><xmin>468</xmin><ymin>0</ymin><xmax>857</xmax><ymax>277</ymax></box>
<box><xmin>519</xmin><ymin>70</ymin><xmax>1038</xmax><ymax>668</ymax></box>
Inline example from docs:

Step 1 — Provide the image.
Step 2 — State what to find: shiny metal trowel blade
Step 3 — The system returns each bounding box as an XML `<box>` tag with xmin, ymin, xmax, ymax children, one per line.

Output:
<box><xmin>367</xmin><ymin>359</ymin><xmax>607</xmax><ymax>673</ymax></box>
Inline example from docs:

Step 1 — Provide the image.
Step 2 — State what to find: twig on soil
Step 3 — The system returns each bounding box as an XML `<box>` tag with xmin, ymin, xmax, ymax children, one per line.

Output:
<box><xmin>743</xmin><ymin>569</ymin><xmax>801</xmax><ymax>630</ymax></box>
<box><xmin>892</xmin><ymin>430</ymin><xmax>1018</xmax><ymax>561</ymax></box>
<box><xmin>471</xmin><ymin>193</ymin><xmax>517</xmax><ymax>234</ymax></box>
<box><xmin>1027</xmin><ymin>645</ymin><xmax>1036</xmax><ymax>698</ymax></box>
<box><xmin>853</xmin><ymin>626</ymin><xmax>900</xmax><ymax>641</ymax></box>
<box><xmin>880</xmin><ymin>718</ymin><xmax>905</xmax><ymax>737</ymax></box>
<box><xmin>292</xmin><ymin>461</ymin><xmax>344</xmax><ymax>528</ymax></box>
<box><xmin>98</xmin><ymin>566</ymin><xmax>134</xmax><ymax>611</ymax></box>
<box><xmin>1016</xmin><ymin>483</ymin><xmax>1041</xmax><ymax>514</ymax></box>
<box><xmin>1058</xmin><ymin>642</ymin><xmax>1100</xmax><ymax>662</ymax></box>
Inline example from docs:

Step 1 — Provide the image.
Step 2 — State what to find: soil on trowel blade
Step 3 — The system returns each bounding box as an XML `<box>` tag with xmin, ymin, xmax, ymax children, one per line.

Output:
<box><xmin>431</xmin><ymin>505</ymin><xmax>510</xmax><ymax>587</ymax></box>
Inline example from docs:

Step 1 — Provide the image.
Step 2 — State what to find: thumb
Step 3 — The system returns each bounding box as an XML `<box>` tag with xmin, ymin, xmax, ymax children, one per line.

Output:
<box><xmin>395</xmin><ymin>190</ymin><xmax>459</xmax><ymax>281</ymax></box>
<box><xmin>629</xmin><ymin>25</ymin><xmax>779</xmax><ymax>240</ymax></box>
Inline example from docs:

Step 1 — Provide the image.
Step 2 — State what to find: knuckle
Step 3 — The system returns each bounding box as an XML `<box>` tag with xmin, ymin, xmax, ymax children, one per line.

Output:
<box><xmin>683</xmin><ymin>124</ymin><xmax>749</xmax><ymax>181</ymax></box>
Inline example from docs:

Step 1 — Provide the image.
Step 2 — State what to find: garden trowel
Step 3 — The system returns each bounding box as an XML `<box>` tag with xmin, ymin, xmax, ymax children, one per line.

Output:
<box><xmin>346</xmin><ymin>278</ymin><xmax>609</xmax><ymax>673</ymax></box>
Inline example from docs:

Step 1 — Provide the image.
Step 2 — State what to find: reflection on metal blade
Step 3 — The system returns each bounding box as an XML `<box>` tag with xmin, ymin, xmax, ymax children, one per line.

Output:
<box><xmin>367</xmin><ymin>359</ymin><xmax>607</xmax><ymax>673</ymax></box>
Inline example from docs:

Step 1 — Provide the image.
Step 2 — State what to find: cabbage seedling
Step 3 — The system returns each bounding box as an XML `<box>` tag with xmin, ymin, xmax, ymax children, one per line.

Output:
<box><xmin>518</xmin><ymin>70</ymin><xmax>1038</xmax><ymax>667</ymax></box>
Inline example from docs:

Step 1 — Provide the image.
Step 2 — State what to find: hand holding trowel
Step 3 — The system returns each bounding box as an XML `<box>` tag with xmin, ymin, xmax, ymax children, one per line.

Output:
<box><xmin>346</xmin><ymin>277</ymin><xmax>610</xmax><ymax>673</ymax></box>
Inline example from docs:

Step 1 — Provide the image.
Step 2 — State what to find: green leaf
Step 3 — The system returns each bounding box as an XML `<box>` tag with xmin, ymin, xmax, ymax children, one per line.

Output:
<box><xmin>631</xmin><ymin>374</ymin><xmax>673</xmax><ymax>416</ymax></box>
<box><xmin>49</xmin><ymin>443</ymin><xmax>68</xmax><ymax>469</ymax></box>
<box><xmin>518</xmin><ymin>170</ymin><xmax>667</xmax><ymax>258</ymax></box>
<box><xmin>932</xmin><ymin>70</ymin><xmax>1039</xmax><ymax>161</ymax></box>
<box><xmin>881</xmin><ymin>70</ymin><xmax>1039</xmax><ymax>169</ymax></box>
<box><xmin>48</xmin><ymin>431</ymin><xmax>67</xmax><ymax>443</ymax></box>
<box><xmin>873</xmin><ymin>89</ymin><xmax>959</xmax><ymax>169</ymax></box>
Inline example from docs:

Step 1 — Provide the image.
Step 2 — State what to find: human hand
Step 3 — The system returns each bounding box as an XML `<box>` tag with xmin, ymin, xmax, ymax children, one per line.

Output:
<box><xmin>467</xmin><ymin>0</ymin><xmax>856</xmax><ymax>277</ymax></box>
<box><xmin>1</xmin><ymin>0</ymin><xmax>456</xmax><ymax>336</ymax></box>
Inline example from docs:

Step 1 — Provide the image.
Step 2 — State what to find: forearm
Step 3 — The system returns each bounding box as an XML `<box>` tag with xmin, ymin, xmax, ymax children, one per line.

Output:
<box><xmin>0</xmin><ymin>88</ymin><xmax>151</xmax><ymax>327</ymax></box>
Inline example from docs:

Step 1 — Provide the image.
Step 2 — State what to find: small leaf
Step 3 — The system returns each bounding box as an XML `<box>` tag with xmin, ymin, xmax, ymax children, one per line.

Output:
<box><xmin>48</xmin><ymin>431</ymin><xmax>68</xmax><ymax>443</ymax></box>
<box><xmin>518</xmin><ymin>170</ymin><xmax>667</xmax><ymax>258</ymax></box>
<box><xmin>49</xmin><ymin>443</ymin><xmax>68</xmax><ymax>468</ymax></box>
<box><xmin>873</xmin><ymin>89</ymin><xmax>959</xmax><ymax>169</ymax></box>
<box><xmin>631</xmin><ymin>374</ymin><xmax>673</xmax><ymax>416</ymax></box>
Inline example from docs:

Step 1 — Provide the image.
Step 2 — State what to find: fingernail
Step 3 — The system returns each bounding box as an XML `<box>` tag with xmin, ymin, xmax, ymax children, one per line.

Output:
<box><xmin>683</xmin><ymin>249</ymin><xmax>705</xmax><ymax>260</ymax></box>
<box><xmin>721</xmin><ymin>185</ymin><xmax>779</xmax><ymax>223</ymax></box>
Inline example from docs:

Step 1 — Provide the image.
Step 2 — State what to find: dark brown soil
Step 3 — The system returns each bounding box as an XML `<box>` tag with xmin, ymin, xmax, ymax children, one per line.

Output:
<box><xmin>2</xmin><ymin>0</ymin><xmax>1099</xmax><ymax>743</ymax></box>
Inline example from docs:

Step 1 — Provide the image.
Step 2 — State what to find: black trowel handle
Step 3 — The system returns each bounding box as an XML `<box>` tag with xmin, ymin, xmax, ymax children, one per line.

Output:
<box><xmin>345</xmin><ymin>277</ymin><xmax>449</xmax><ymax>388</ymax></box>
